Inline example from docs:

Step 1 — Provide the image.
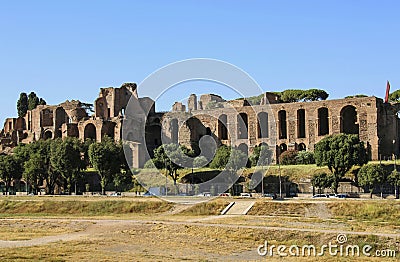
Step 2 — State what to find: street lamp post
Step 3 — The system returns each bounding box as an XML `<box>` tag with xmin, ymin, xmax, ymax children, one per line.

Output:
<box><xmin>278</xmin><ymin>161</ymin><xmax>282</xmax><ymax>199</ymax></box>
<box><xmin>261</xmin><ymin>164</ymin><xmax>265</xmax><ymax>196</ymax></box>
<box><xmin>394</xmin><ymin>140</ymin><xmax>398</xmax><ymax>199</ymax></box>
<box><xmin>165</xmin><ymin>158</ymin><xmax>168</xmax><ymax>196</ymax></box>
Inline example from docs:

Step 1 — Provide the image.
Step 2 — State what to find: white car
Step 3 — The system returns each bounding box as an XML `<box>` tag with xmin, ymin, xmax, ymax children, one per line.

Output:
<box><xmin>240</xmin><ymin>193</ymin><xmax>252</xmax><ymax>198</ymax></box>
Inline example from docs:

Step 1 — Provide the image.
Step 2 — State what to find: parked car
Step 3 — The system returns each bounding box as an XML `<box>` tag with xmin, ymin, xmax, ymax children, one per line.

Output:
<box><xmin>218</xmin><ymin>193</ymin><xmax>231</xmax><ymax>197</ymax></box>
<box><xmin>240</xmin><ymin>193</ymin><xmax>252</xmax><ymax>198</ymax></box>
<box><xmin>328</xmin><ymin>193</ymin><xmax>348</xmax><ymax>199</ymax></box>
<box><xmin>312</xmin><ymin>194</ymin><xmax>329</xmax><ymax>198</ymax></box>
<box><xmin>335</xmin><ymin>193</ymin><xmax>348</xmax><ymax>199</ymax></box>
<box><xmin>263</xmin><ymin>193</ymin><xmax>277</xmax><ymax>199</ymax></box>
<box><xmin>196</xmin><ymin>192</ymin><xmax>212</xmax><ymax>197</ymax></box>
<box><xmin>110</xmin><ymin>192</ymin><xmax>121</xmax><ymax>196</ymax></box>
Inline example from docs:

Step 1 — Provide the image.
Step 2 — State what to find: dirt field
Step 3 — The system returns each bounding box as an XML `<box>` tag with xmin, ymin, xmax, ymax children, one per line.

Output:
<box><xmin>0</xmin><ymin>197</ymin><xmax>398</xmax><ymax>261</ymax></box>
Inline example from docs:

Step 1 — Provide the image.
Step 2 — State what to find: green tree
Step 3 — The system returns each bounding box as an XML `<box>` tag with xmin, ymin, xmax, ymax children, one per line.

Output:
<box><xmin>50</xmin><ymin>138</ymin><xmax>84</xmax><ymax>195</ymax></box>
<box><xmin>27</xmin><ymin>92</ymin><xmax>40</xmax><ymax>110</ymax></box>
<box><xmin>388</xmin><ymin>170</ymin><xmax>400</xmax><ymax>199</ymax></box>
<box><xmin>311</xmin><ymin>172</ymin><xmax>333</xmax><ymax>194</ymax></box>
<box><xmin>389</xmin><ymin>90</ymin><xmax>400</xmax><ymax>103</ymax></box>
<box><xmin>0</xmin><ymin>155</ymin><xmax>22</xmax><ymax>194</ymax></box>
<box><xmin>295</xmin><ymin>151</ymin><xmax>315</xmax><ymax>165</ymax></box>
<box><xmin>358</xmin><ymin>164</ymin><xmax>387</xmax><ymax>198</ymax></box>
<box><xmin>152</xmin><ymin>144</ymin><xmax>191</xmax><ymax>185</ymax></box>
<box><xmin>303</xmin><ymin>89</ymin><xmax>329</xmax><ymax>101</ymax></box>
<box><xmin>21</xmin><ymin>140</ymin><xmax>53</xmax><ymax>194</ymax></box>
<box><xmin>210</xmin><ymin>145</ymin><xmax>231</xmax><ymax>169</ymax></box>
<box><xmin>39</xmin><ymin>98</ymin><xmax>46</xmax><ymax>105</ymax></box>
<box><xmin>23</xmin><ymin>153</ymin><xmax>44</xmax><ymax>194</ymax></box>
<box><xmin>314</xmin><ymin>134</ymin><xmax>367</xmax><ymax>193</ymax></box>
<box><xmin>249</xmin><ymin>144</ymin><xmax>272</xmax><ymax>166</ymax></box>
<box><xmin>280</xmin><ymin>89</ymin><xmax>305</xmax><ymax>103</ymax></box>
<box><xmin>17</xmin><ymin>92</ymin><xmax>28</xmax><ymax>117</ymax></box>
<box><xmin>225</xmin><ymin>149</ymin><xmax>248</xmax><ymax>194</ymax></box>
<box><xmin>193</xmin><ymin>156</ymin><xmax>208</xmax><ymax>168</ymax></box>
<box><xmin>89</xmin><ymin>137</ymin><xmax>121</xmax><ymax>195</ymax></box>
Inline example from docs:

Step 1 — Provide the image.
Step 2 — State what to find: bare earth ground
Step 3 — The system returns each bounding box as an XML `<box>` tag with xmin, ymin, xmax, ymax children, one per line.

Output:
<box><xmin>0</xmin><ymin>198</ymin><xmax>398</xmax><ymax>261</ymax></box>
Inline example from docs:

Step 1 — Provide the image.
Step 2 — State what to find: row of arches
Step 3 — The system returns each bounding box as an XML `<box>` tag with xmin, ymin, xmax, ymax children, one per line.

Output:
<box><xmin>219</xmin><ymin>112</ymin><xmax>270</xmax><ymax>140</ymax></box>
<box><xmin>278</xmin><ymin>105</ymin><xmax>359</xmax><ymax>139</ymax></box>
<box><xmin>168</xmin><ymin>105</ymin><xmax>359</xmax><ymax>144</ymax></box>
<box><xmin>169</xmin><ymin>112</ymin><xmax>270</xmax><ymax>143</ymax></box>
<box><xmin>278</xmin><ymin>142</ymin><xmax>307</xmax><ymax>154</ymax></box>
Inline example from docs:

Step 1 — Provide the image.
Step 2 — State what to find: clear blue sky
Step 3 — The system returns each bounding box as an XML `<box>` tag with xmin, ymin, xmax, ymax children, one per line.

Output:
<box><xmin>1</xmin><ymin>1</ymin><xmax>399</xmax><ymax>124</ymax></box>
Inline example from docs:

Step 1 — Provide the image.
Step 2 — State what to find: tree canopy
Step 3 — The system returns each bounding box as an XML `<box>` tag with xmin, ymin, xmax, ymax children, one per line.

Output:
<box><xmin>358</xmin><ymin>164</ymin><xmax>388</xmax><ymax>198</ymax></box>
<box><xmin>50</xmin><ymin>137</ymin><xmax>84</xmax><ymax>194</ymax></box>
<box><xmin>249</xmin><ymin>144</ymin><xmax>272</xmax><ymax>166</ymax></box>
<box><xmin>17</xmin><ymin>93</ymin><xmax>28</xmax><ymax>117</ymax></box>
<box><xmin>210</xmin><ymin>145</ymin><xmax>231</xmax><ymax>169</ymax></box>
<box><xmin>279</xmin><ymin>89</ymin><xmax>329</xmax><ymax>103</ymax></box>
<box><xmin>311</xmin><ymin>172</ymin><xmax>333</xmax><ymax>194</ymax></box>
<box><xmin>389</xmin><ymin>90</ymin><xmax>400</xmax><ymax>103</ymax></box>
<box><xmin>27</xmin><ymin>91</ymin><xmax>46</xmax><ymax>111</ymax></box>
<box><xmin>0</xmin><ymin>155</ymin><xmax>22</xmax><ymax>194</ymax></box>
<box><xmin>314</xmin><ymin>134</ymin><xmax>368</xmax><ymax>193</ymax></box>
<box><xmin>151</xmin><ymin>143</ymin><xmax>194</xmax><ymax>185</ymax></box>
<box><xmin>89</xmin><ymin>136</ymin><xmax>122</xmax><ymax>195</ymax></box>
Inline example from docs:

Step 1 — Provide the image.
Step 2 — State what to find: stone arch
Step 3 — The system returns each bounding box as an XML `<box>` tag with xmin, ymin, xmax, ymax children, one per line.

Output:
<box><xmin>185</xmin><ymin>116</ymin><xmax>208</xmax><ymax>155</ymax></box>
<box><xmin>278</xmin><ymin>110</ymin><xmax>287</xmax><ymax>139</ymax></box>
<box><xmin>237</xmin><ymin>113</ymin><xmax>248</xmax><ymax>139</ymax></box>
<box><xmin>101</xmin><ymin>122</ymin><xmax>116</xmax><ymax>140</ymax></box>
<box><xmin>84</xmin><ymin>123</ymin><xmax>97</xmax><ymax>140</ymax></box>
<box><xmin>340</xmin><ymin>105</ymin><xmax>359</xmax><ymax>134</ymax></box>
<box><xmin>43</xmin><ymin>130</ymin><xmax>53</xmax><ymax>140</ymax></box>
<box><xmin>171</xmin><ymin>119</ymin><xmax>179</xmax><ymax>143</ymax></box>
<box><xmin>298</xmin><ymin>143</ymin><xmax>306</xmax><ymax>151</ymax></box>
<box><xmin>257</xmin><ymin>112</ymin><xmax>269</xmax><ymax>138</ymax></box>
<box><xmin>279</xmin><ymin>143</ymin><xmax>287</xmax><ymax>152</ymax></box>
<box><xmin>318</xmin><ymin>107</ymin><xmax>329</xmax><ymax>136</ymax></box>
<box><xmin>238</xmin><ymin>143</ymin><xmax>248</xmax><ymax>156</ymax></box>
<box><xmin>218</xmin><ymin>114</ymin><xmax>228</xmax><ymax>140</ymax></box>
<box><xmin>297</xmin><ymin>109</ymin><xmax>306</xmax><ymax>138</ymax></box>
<box><xmin>145</xmin><ymin>124</ymin><xmax>162</xmax><ymax>156</ymax></box>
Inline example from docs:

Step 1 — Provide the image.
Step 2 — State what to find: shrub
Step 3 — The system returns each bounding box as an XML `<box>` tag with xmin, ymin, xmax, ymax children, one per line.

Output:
<box><xmin>144</xmin><ymin>159</ymin><xmax>156</xmax><ymax>169</ymax></box>
<box><xmin>193</xmin><ymin>156</ymin><xmax>208</xmax><ymax>168</ymax></box>
<box><xmin>249</xmin><ymin>144</ymin><xmax>273</xmax><ymax>166</ymax></box>
<box><xmin>295</xmin><ymin>151</ymin><xmax>315</xmax><ymax>164</ymax></box>
<box><xmin>279</xmin><ymin>150</ymin><xmax>298</xmax><ymax>165</ymax></box>
<box><xmin>210</xmin><ymin>145</ymin><xmax>231</xmax><ymax>169</ymax></box>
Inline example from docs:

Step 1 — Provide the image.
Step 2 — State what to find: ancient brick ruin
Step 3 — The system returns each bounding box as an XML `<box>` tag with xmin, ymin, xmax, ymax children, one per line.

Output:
<box><xmin>1</xmin><ymin>83</ymin><xmax>400</xmax><ymax>168</ymax></box>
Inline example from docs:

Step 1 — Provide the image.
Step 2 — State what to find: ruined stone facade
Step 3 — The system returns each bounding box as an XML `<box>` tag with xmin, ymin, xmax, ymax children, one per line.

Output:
<box><xmin>163</xmin><ymin>94</ymin><xmax>400</xmax><ymax>163</ymax></box>
<box><xmin>2</xmin><ymin>83</ymin><xmax>400</xmax><ymax>167</ymax></box>
<box><xmin>0</xmin><ymin>83</ymin><xmax>149</xmax><ymax>154</ymax></box>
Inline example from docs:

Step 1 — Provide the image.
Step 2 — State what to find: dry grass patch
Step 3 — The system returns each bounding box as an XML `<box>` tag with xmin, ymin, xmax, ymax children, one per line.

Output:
<box><xmin>0</xmin><ymin>220</ymin><xmax>90</xmax><ymax>240</ymax></box>
<box><xmin>0</xmin><ymin>199</ymin><xmax>174</xmax><ymax>217</ymax></box>
<box><xmin>178</xmin><ymin>198</ymin><xmax>230</xmax><ymax>216</ymax></box>
<box><xmin>0</xmin><ymin>223</ymin><xmax>397</xmax><ymax>261</ymax></box>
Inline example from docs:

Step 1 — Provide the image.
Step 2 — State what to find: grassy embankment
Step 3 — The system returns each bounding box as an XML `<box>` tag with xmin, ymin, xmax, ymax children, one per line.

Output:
<box><xmin>0</xmin><ymin>197</ymin><xmax>173</xmax><ymax>217</ymax></box>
